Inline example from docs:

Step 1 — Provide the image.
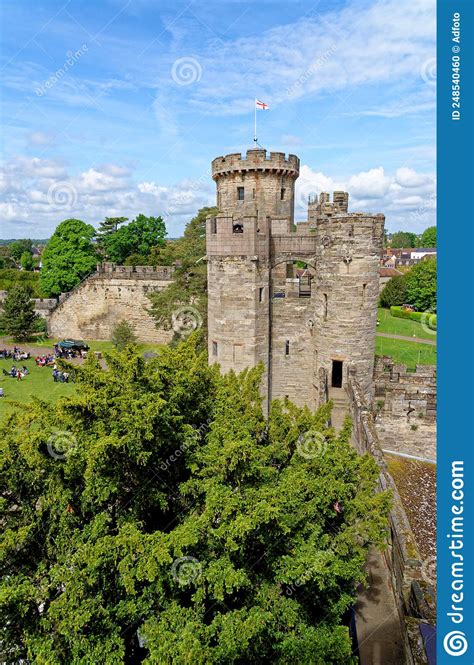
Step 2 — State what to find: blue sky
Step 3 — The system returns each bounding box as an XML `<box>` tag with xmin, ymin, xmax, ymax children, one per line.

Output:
<box><xmin>0</xmin><ymin>0</ymin><xmax>436</xmax><ymax>238</ymax></box>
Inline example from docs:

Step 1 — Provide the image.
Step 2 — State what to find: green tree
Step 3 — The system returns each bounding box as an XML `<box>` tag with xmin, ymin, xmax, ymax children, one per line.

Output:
<box><xmin>96</xmin><ymin>217</ymin><xmax>128</xmax><ymax>258</ymax></box>
<box><xmin>0</xmin><ymin>284</ymin><xmax>39</xmax><ymax>340</ymax></box>
<box><xmin>405</xmin><ymin>257</ymin><xmax>437</xmax><ymax>311</ymax></box>
<box><xmin>103</xmin><ymin>214</ymin><xmax>167</xmax><ymax>264</ymax></box>
<box><xmin>20</xmin><ymin>251</ymin><xmax>34</xmax><ymax>271</ymax></box>
<box><xmin>148</xmin><ymin>206</ymin><xmax>218</xmax><ymax>337</ymax></box>
<box><xmin>123</xmin><ymin>253</ymin><xmax>148</xmax><ymax>267</ymax></box>
<box><xmin>379</xmin><ymin>275</ymin><xmax>407</xmax><ymax>308</ymax></box>
<box><xmin>9</xmin><ymin>239</ymin><xmax>33</xmax><ymax>262</ymax></box>
<box><xmin>40</xmin><ymin>219</ymin><xmax>98</xmax><ymax>297</ymax></box>
<box><xmin>420</xmin><ymin>226</ymin><xmax>436</xmax><ymax>247</ymax></box>
<box><xmin>0</xmin><ymin>339</ymin><xmax>389</xmax><ymax>663</ymax></box>
<box><xmin>111</xmin><ymin>319</ymin><xmax>138</xmax><ymax>350</ymax></box>
<box><xmin>390</xmin><ymin>231</ymin><xmax>417</xmax><ymax>248</ymax></box>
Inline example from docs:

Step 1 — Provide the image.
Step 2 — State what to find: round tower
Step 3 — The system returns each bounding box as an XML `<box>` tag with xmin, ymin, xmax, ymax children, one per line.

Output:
<box><xmin>312</xmin><ymin>212</ymin><xmax>385</xmax><ymax>402</ymax></box>
<box><xmin>207</xmin><ymin>149</ymin><xmax>300</xmax><ymax>413</ymax></box>
<box><xmin>211</xmin><ymin>149</ymin><xmax>299</xmax><ymax>230</ymax></box>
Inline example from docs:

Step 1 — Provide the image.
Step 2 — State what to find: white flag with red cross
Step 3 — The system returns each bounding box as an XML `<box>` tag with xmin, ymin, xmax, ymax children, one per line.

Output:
<box><xmin>255</xmin><ymin>99</ymin><xmax>269</xmax><ymax>110</ymax></box>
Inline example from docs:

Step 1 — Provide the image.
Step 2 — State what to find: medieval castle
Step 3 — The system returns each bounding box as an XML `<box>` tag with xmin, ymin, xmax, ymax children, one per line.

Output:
<box><xmin>206</xmin><ymin>148</ymin><xmax>384</xmax><ymax>412</ymax></box>
<box><xmin>0</xmin><ymin>147</ymin><xmax>436</xmax><ymax>661</ymax></box>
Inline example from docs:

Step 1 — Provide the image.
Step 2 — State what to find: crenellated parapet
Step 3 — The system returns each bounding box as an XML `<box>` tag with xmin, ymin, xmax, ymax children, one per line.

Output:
<box><xmin>212</xmin><ymin>149</ymin><xmax>300</xmax><ymax>179</ymax></box>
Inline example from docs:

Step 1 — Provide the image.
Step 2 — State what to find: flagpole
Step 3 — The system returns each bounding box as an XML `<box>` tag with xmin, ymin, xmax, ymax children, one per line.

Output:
<box><xmin>254</xmin><ymin>98</ymin><xmax>257</xmax><ymax>146</ymax></box>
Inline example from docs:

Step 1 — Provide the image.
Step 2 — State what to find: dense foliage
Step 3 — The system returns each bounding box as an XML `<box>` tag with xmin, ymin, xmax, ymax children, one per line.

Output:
<box><xmin>0</xmin><ymin>338</ymin><xmax>390</xmax><ymax>663</ymax></box>
<box><xmin>0</xmin><ymin>269</ymin><xmax>42</xmax><ymax>297</ymax></box>
<box><xmin>148</xmin><ymin>207</ymin><xmax>217</xmax><ymax>337</ymax></box>
<box><xmin>111</xmin><ymin>319</ymin><xmax>138</xmax><ymax>350</ymax></box>
<box><xmin>380</xmin><ymin>259</ymin><xmax>436</xmax><ymax>312</ymax></box>
<box><xmin>405</xmin><ymin>258</ymin><xmax>437</xmax><ymax>312</ymax></box>
<box><xmin>9</xmin><ymin>238</ymin><xmax>33</xmax><ymax>261</ymax></box>
<box><xmin>390</xmin><ymin>306</ymin><xmax>436</xmax><ymax>330</ymax></box>
<box><xmin>389</xmin><ymin>231</ymin><xmax>417</xmax><ymax>248</ymax></box>
<box><xmin>40</xmin><ymin>219</ymin><xmax>98</xmax><ymax>297</ymax></box>
<box><xmin>419</xmin><ymin>226</ymin><xmax>436</xmax><ymax>248</ymax></box>
<box><xmin>0</xmin><ymin>284</ymin><xmax>39</xmax><ymax>340</ymax></box>
<box><xmin>379</xmin><ymin>275</ymin><xmax>407</xmax><ymax>308</ymax></box>
<box><xmin>101</xmin><ymin>215</ymin><xmax>167</xmax><ymax>265</ymax></box>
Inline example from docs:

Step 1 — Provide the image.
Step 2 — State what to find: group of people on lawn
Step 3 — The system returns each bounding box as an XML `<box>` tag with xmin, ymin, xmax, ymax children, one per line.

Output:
<box><xmin>0</xmin><ymin>345</ymin><xmax>76</xmax><ymax>394</ymax></box>
<box><xmin>0</xmin><ymin>347</ymin><xmax>30</xmax><ymax>361</ymax></box>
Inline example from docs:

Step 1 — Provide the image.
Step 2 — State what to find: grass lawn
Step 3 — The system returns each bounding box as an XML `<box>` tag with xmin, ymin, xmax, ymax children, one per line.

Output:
<box><xmin>0</xmin><ymin>338</ymin><xmax>164</xmax><ymax>417</ymax></box>
<box><xmin>0</xmin><ymin>357</ymin><xmax>76</xmax><ymax>416</ymax></box>
<box><xmin>377</xmin><ymin>307</ymin><xmax>436</xmax><ymax>340</ymax></box>
<box><xmin>375</xmin><ymin>336</ymin><xmax>436</xmax><ymax>367</ymax></box>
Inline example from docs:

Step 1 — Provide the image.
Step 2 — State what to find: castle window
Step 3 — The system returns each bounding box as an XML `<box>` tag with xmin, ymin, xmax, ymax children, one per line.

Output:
<box><xmin>252</xmin><ymin>188</ymin><xmax>256</xmax><ymax>199</ymax></box>
<box><xmin>259</xmin><ymin>287</ymin><xmax>264</xmax><ymax>302</ymax></box>
<box><xmin>280</xmin><ymin>188</ymin><xmax>286</xmax><ymax>200</ymax></box>
<box><xmin>362</xmin><ymin>283</ymin><xmax>367</xmax><ymax>307</ymax></box>
<box><xmin>212</xmin><ymin>341</ymin><xmax>218</xmax><ymax>356</ymax></box>
<box><xmin>233</xmin><ymin>223</ymin><xmax>244</xmax><ymax>234</ymax></box>
<box><xmin>285</xmin><ymin>340</ymin><xmax>290</xmax><ymax>356</ymax></box>
<box><xmin>237</xmin><ymin>186</ymin><xmax>245</xmax><ymax>201</ymax></box>
<box><xmin>211</xmin><ymin>218</ymin><xmax>217</xmax><ymax>234</ymax></box>
<box><xmin>349</xmin><ymin>224</ymin><xmax>354</xmax><ymax>237</ymax></box>
<box><xmin>323</xmin><ymin>293</ymin><xmax>328</xmax><ymax>321</ymax></box>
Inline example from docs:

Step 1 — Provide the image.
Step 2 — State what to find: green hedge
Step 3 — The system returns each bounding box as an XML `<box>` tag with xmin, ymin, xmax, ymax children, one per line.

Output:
<box><xmin>390</xmin><ymin>305</ymin><xmax>437</xmax><ymax>330</ymax></box>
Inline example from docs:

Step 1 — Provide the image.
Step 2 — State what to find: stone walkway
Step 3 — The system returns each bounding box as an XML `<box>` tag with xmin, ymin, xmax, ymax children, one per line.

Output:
<box><xmin>376</xmin><ymin>331</ymin><xmax>436</xmax><ymax>346</ymax></box>
<box><xmin>330</xmin><ymin>391</ymin><xmax>406</xmax><ymax>664</ymax></box>
<box><xmin>354</xmin><ymin>548</ymin><xmax>405</xmax><ymax>664</ymax></box>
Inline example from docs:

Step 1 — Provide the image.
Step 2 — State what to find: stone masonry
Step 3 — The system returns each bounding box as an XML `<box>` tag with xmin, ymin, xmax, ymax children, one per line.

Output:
<box><xmin>373</xmin><ymin>356</ymin><xmax>437</xmax><ymax>460</ymax></box>
<box><xmin>206</xmin><ymin>148</ymin><xmax>385</xmax><ymax>411</ymax></box>
<box><xmin>47</xmin><ymin>263</ymin><xmax>174</xmax><ymax>344</ymax></box>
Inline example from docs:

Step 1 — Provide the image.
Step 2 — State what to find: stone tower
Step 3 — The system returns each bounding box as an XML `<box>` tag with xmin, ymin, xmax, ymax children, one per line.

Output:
<box><xmin>206</xmin><ymin>148</ymin><xmax>384</xmax><ymax>412</ymax></box>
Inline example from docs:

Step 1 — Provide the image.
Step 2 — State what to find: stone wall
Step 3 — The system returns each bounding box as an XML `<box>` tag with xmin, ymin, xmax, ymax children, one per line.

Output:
<box><xmin>348</xmin><ymin>374</ymin><xmax>435</xmax><ymax>664</ymax></box>
<box><xmin>269</xmin><ymin>277</ymin><xmax>315</xmax><ymax>408</ymax></box>
<box><xmin>47</xmin><ymin>264</ymin><xmax>175</xmax><ymax>344</ymax></box>
<box><xmin>0</xmin><ymin>291</ymin><xmax>57</xmax><ymax>319</ymax></box>
<box><xmin>373</xmin><ymin>357</ymin><xmax>437</xmax><ymax>460</ymax></box>
<box><xmin>207</xmin><ymin>149</ymin><xmax>384</xmax><ymax>412</ymax></box>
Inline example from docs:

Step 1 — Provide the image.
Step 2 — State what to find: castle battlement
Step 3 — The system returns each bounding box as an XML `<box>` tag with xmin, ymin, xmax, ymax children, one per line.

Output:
<box><xmin>207</xmin><ymin>147</ymin><xmax>385</xmax><ymax>411</ymax></box>
<box><xmin>212</xmin><ymin>149</ymin><xmax>300</xmax><ymax>179</ymax></box>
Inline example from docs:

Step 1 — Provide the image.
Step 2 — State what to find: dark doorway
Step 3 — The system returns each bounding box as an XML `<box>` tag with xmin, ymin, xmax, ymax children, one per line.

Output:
<box><xmin>331</xmin><ymin>360</ymin><xmax>343</xmax><ymax>388</ymax></box>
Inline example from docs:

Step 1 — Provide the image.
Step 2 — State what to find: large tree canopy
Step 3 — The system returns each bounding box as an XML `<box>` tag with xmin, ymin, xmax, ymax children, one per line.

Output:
<box><xmin>148</xmin><ymin>206</ymin><xmax>217</xmax><ymax>337</ymax></box>
<box><xmin>389</xmin><ymin>231</ymin><xmax>417</xmax><ymax>248</ymax></box>
<box><xmin>39</xmin><ymin>219</ymin><xmax>98</xmax><ymax>297</ymax></box>
<box><xmin>0</xmin><ymin>284</ymin><xmax>39</xmax><ymax>340</ymax></box>
<box><xmin>0</xmin><ymin>338</ymin><xmax>389</xmax><ymax>663</ymax></box>
<box><xmin>420</xmin><ymin>226</ymin><xmax>436</xmax><ymax>247</ymax></box>
<box><xmin>405</xmin><ymin>257</ymin><xmax>437</xmax><ymax>311</ymax></box>
<box><xmin>379</xmin><ymin>275</ymin><xmax>407</xmax><ymax>308</ymax></box>
<box><xmin>102</xmin><ymin>214</ymin><xmax>167</xmax><ymax>264</ymax></box>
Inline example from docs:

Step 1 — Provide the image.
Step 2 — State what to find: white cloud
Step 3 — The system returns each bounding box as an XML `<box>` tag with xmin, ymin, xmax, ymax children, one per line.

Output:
<box><xmin>167</xmin><ymin>0</ymin><xmax>436</xmax><ymax>116</ymax></box>
<box><xmin>348</xmin><ymin>167</ymin><xmax>391</xmax><ymax>199</ymax></box>
<box><xmin>395</xmin><ymin>167</ymin><xmax>431</xmax><ymax>187</ymax></box>
<box><xmin>0</xmin><ymin>156</ymin><xmax>213</xmax><ymax>238</ymax></box>
<box><xmin>295</xmin><ymin>163</ymin><xmax>435</xmax><ymax>232</ymax></box>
